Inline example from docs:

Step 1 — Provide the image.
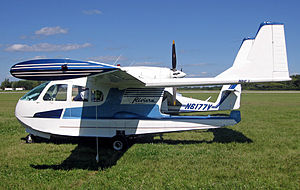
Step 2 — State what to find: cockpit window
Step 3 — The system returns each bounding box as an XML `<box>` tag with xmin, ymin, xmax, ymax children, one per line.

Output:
<box><xmin>72</xmin><ymin>85</ymin><xmax>89</xmax><ymax>101</ymax></box>
<box><xmin>20</xmin><ymin>82</ymin><xmax>49</xmax><ymax>101</ymax></box>
<box><xmin>43</xmin><ymin>84</ymin><xmax>68</xmax><ymax>101</ymax></box>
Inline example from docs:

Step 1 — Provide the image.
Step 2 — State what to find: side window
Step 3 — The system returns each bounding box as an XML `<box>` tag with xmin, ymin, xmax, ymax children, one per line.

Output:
<box><xmin>72</xmin><ymin>85</ymin><xmax>89</xmax><ymax>101</ymax></box>
<box><xmin>43</xmin><ymin>84</ymin><xmax>68</xmax><ymax>101</ymax></box>
<box><xmin>91</xmin><ymin>90</ymin><xmax>104</xmax><ymax>102</ymax></box>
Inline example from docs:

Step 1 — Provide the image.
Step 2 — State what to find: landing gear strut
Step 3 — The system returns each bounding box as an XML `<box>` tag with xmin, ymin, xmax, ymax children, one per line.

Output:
<box><xmin>96</xmin><ymin>137</ymin><xmax>99</xmax><ymax>163</ymax></box>
<box><xmin>95</xmin><ymin>135</ymin><xmax>128</xmax><ymax>162</ymax></box>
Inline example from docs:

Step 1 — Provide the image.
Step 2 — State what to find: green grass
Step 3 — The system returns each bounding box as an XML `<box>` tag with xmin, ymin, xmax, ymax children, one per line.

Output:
<box><xmin>0</xmin><ymin>93</ymin><xmax>299</xmax><ymax>189</ymax></box>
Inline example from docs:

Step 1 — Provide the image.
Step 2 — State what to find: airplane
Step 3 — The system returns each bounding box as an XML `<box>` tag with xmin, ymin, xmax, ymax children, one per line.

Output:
<box><xmin>10</xmin><ymin>22</ymin><xmax>290</xmax><ymax>158</ymax></box>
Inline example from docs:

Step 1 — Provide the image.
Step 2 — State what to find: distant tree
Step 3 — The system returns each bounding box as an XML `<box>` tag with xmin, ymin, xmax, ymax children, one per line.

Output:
<box><xmin>291</xmin><ymin>75</ymin><xmax>300</xmax><ymax>88</ymax></box>
<box><xmin>11</xmin><ymin>80</ymin><xmax>43</xmax><ymax>90</ymax></box>
<box><xmin>1</xmin><ymin>78</ymin><xmax>12</xmax><ymax>89</ymax></box>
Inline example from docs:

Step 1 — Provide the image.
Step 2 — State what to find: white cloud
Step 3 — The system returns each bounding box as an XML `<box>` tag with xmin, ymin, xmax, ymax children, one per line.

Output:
<box><xmin>5</xmin><ymin>43</ymin><xmax>91</xmax><ymax>52</ymax></box>
<box><xmin>32</xmin><ymin>55</ymin><xmax>47</xmax><ymax>59</ymax></box>
<box><xmin>185</xmin><ymin>63</ymin><xmax>209</xmax><ymax>67</ymax></box>
<box><xmin>179</xmin><ymin>49</ymin><xmax>200</xmax><ymax>54</ymax></box>
<box><xmin>104</xmin><ymin>46</ymin><xmax>127</xmax><ymax>51</ymax></box>
<box><xmin>88</xmin><ymin>55</ymin><xmax>127</xmax><ymax>63</ymax></box>
<box><xmin>133</xmin><ymin>61</ymin><xmax>163</xmax><ymax>66</ymax></box>
<box><xmin>82</xmin><ymin>9</ymin><xmax>102</xmax><ymax>15</ymax></box>
<box><xmin>20</xmin><ymin>35</ymin><xmax>27</xmax><ymax>39</ymax></box>
<box><xmin>35</xmin><ymin>26</ymin><xmax>68</xmax><ymax>36</ymax></box>
<box><xmin>187</xmin><ymin>71</ymin><xmax>212</xmax><ymax>77</ymax></box>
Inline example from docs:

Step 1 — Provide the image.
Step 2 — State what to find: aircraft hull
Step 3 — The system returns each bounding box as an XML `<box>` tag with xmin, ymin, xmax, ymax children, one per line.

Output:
<box><xmin>16</xmin><ymin>111</ymin><xmax>240</xmax><ymax>138</ymax></box>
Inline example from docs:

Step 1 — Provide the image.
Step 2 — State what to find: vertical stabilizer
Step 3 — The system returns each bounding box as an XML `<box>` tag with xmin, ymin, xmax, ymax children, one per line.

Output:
<box><xmin>217</xmin><ymin>22</ymin><xmax>290</xmax><ymax>82</ymax></box>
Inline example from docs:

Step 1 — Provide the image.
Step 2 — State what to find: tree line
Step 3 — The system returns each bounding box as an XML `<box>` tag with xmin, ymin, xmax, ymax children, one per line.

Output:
<box><xmin>242</xmin><ymin>75</ymin><xmax>300</xmax><ymax>90</ymax></box>
<box><xmin>1</xmin><ymin>79</ymin><xmax>43</xmax><ymax>90</ymax></box>
<box><xmin>1</xmin><ymin>75</ymin><xmax>300</xmax><ymax>91</ymax></box>
<box><xmin>181</xmin><ymin>75</ymin><xmax>300</xmax><ymax>91</ymax></box>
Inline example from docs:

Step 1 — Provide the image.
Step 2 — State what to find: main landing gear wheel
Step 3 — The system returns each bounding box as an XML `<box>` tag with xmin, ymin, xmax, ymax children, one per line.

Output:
<box><xmin>26</xmin><ymin>134</ymin><xmax>35</xmax><ymax>143</ymax></box>
<box><xmin>111</xmin><ymin>136</ymin><xmax>128</xmax><ymax>151</ymax></box>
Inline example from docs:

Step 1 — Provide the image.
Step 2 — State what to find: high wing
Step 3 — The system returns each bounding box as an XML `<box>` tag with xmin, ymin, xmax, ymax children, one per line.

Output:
<box><xmin>11</xmin><ymin>22</ymin><xmax>291</xmax><ymax>87</ymax></box>
<box><xmin>91</xmin><ymin>68</ymin><xmax>145</xmax><ymax>87</ymax></box>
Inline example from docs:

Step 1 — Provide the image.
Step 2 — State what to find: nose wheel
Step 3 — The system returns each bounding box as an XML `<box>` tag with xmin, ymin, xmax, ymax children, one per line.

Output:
<box><xmin>26</xmin><ymin>134</ymin><xmax>35</xmax><ymax>143</ymax></box>
<box><xmin>111</xmin><ymin>135</ymin><xmax>128</xmax><ymax>151</ymax></box>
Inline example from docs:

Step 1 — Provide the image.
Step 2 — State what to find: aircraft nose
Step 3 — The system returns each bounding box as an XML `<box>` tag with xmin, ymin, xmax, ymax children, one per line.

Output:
<box><xmin>15</xmin><ymin>100</ymin><xmax>22</xmax><ymax>119</ymax></box>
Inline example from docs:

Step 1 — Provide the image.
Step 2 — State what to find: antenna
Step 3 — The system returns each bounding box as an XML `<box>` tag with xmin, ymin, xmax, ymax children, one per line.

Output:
<box><xmin>113</xmin><ymin>54</ymin><xmax>122</xmax><ymax>65</ymax></box>
<box><xmin>129</xmin><ymin>61</ymin><xmax>135</xmax><ymax>66</ymax></box>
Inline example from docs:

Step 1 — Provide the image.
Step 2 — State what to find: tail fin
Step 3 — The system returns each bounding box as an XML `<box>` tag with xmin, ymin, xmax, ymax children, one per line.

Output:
<box><xmin>213</xmin><ymin>84</ymin><xmax>241</xmax><ymax>110</ymax></box>
<box><xmin>217</xmin><ymin>22</ymin><xmax>290</xmax><ymax>82</ymax></box>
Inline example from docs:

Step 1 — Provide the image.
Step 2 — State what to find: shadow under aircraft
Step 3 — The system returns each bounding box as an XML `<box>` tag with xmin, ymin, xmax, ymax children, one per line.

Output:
<box><xmin>30</xmin><ymin>128</ymin><xmax>252</xmax><ymax>171</ymax></box>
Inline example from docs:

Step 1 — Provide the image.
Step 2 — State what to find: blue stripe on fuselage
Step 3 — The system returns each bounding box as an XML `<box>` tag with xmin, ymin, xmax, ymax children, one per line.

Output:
<box><xmin>33</xmin><ymin>109</ymin><xmax>63</xmax><ymax>118</ymax></box>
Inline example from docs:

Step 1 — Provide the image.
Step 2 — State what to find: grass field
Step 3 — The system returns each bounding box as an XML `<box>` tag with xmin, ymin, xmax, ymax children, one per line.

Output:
<box><xmin>0</xmin><ymin>92</ymin><xmax>299</xmax><ymax>189</ymax></box>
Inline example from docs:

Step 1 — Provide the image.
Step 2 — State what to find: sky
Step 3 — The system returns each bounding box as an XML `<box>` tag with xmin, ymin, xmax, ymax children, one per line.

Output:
<box><xmin>0</xmin><ymin>0</ymin><xmax>299</xmax><ymax>82</ymax></box>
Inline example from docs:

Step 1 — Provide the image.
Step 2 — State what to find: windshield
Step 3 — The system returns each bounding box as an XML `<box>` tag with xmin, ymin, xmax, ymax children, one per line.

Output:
<box><xmin>20</xmin><ymin>82</ymin><xmax>49</xmax><ymax>101</ymax></box>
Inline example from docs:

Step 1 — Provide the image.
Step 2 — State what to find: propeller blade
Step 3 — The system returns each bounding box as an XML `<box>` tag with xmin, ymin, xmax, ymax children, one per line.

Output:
<box><xmin>172</xmin><ymin>40</ymin><xmax>177</xmax><ymax>105</ymax></box>
<box><xmin>172</xmin><ymin>40</ymin><xmax>176</xmax><ymax>71</ymax></box>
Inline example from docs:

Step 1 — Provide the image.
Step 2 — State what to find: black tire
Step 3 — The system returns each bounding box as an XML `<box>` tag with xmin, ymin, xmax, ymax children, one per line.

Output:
<box><xmin>111</xmin><ymin>135</ymin><xmax>128</xmax><ymax>151</ymax></box>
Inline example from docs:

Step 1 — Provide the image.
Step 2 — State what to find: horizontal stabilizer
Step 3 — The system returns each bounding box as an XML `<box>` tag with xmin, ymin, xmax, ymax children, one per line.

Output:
<box><xmin>10</xmin><ymin>59</ymin><xmax>118</xmax><ymax>81</ymax></box>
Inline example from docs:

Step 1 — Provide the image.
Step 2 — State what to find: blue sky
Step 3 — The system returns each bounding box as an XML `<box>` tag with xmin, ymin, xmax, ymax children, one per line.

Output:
<box><xmin>1</xmin><ymin>0</ymin><xmax>299</xmax><ymax>82</ymax></box>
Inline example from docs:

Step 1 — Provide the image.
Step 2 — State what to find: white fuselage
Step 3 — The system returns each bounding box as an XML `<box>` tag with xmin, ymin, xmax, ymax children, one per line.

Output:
<box><xmin>15</xmin><ymin>75</ymin><xmax>240</xmax><ymax>139</ymax></box>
